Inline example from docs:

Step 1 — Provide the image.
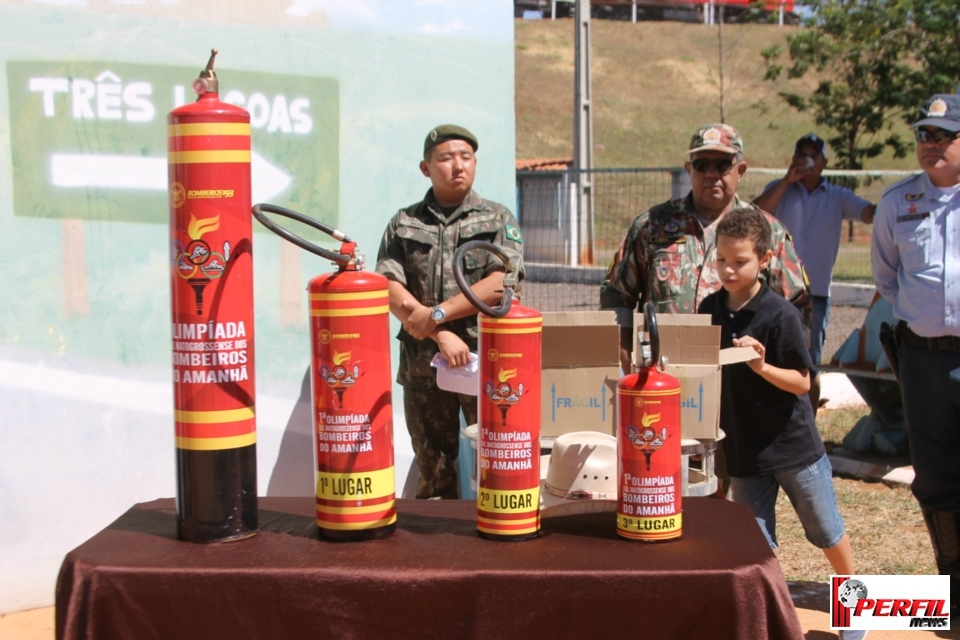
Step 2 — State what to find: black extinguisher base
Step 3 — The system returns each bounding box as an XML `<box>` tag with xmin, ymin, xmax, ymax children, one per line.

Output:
<box><xmin>177</xmin><ymin>520</ymin><xmax>260</xmax><ymax>544</ymax></box>
<box><xmin>175</xmin><ymin>445</ymin><xmax>259</xmax><ymax>543</ymax></box>
<box><xmin>319</xmin><ymin>523</ymin><xmax>397</xmax><ymax>542</ymax></box>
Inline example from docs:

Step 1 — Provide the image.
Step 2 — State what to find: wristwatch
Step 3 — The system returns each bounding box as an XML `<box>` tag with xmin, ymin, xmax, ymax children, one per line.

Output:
<box><xmin>430</xmin><ymin>305</ymin><xmax>446</xmax><ymax>324</ymax></box>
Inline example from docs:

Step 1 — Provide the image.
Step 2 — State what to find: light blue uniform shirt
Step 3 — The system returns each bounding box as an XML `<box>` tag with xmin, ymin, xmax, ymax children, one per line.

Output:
<box><xmin>763</xmin><ymin>179</ymin><xmax>871</xmax><ymax>296</ymax></box>
<box><xmin>872</xmin><ymin>172</ymin><xmax>960</xmax><ymax>338</ymax></box>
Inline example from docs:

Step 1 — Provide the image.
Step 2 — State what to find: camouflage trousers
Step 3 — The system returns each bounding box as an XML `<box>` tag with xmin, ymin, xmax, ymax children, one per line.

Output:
<box><xmin>403</xmin><ymin>386</ymin><xmax>478</xmax><ymax>500</ymax></box>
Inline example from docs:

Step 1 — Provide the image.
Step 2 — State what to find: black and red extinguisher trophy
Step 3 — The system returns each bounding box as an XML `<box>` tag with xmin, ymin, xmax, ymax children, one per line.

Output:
<box><xmin>453</xmin><ymin>241</ymin><xmax>541</xmax><ymax>541</ymax></box>
<box><xmin>168</xmin><ymin>50</ymin><xmax>258</xmax><ymax>543</ymax></box>
<box><xmin>617</xmin><ymin>303</ymin><xmax>683</xmax><ymax>542</ymax></box>
<box><xmin>253</xmin><ymin>204</ymin><xmax>396</xmax><ymax>541</ymax></box>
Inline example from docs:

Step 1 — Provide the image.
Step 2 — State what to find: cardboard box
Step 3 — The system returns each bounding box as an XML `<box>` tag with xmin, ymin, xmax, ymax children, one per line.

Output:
<box><xmin>540</xmin><ymin>311</ymin><xmax>620</xmax><ymax>437</ymax></box>
<box><xmin>634</xmin><ymin>313</ymin><xmax>756</xmax><ymax>440</ymax></box>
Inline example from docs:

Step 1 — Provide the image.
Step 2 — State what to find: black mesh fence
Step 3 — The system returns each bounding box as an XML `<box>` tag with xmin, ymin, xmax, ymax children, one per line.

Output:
<box><xmin>516</xmin><ymin>167</ymin><xmax>918</xmax><ymax>312</ymax></box>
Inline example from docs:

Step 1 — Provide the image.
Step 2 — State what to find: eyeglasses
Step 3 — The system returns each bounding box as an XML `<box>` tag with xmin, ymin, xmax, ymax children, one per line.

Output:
<box><xmin>690</xmin><ymin>157</ymin><xmax>737</xmax><ymax>174</ymax></box>
<box><xmin>914</xmin><ymin>129</ymin><xmax>959</xmax><ymax>145</ymax></box>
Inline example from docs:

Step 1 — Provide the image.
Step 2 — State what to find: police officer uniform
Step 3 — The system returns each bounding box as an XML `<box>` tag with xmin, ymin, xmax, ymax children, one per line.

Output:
<box><xmin>872</xmin><ymin>94</ymin><xmax>960</xmax><ymax>601</ymax></box>
<box><xmin>376</xmin><ymin>126</ymin><xmax>524</xmax><ymax>499</ymax></box>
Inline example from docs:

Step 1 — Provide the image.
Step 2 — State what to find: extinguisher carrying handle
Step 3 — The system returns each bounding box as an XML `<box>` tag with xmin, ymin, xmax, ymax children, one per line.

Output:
<box><xmin>452</xmin><ymin>240</ymin><xmax>518</xmax><ymax>319</ymax></box>
<box><xmin>252</xmin><ymin>203</ymin><xmax>354</xmax><ymax>265</ymax></box>
<box><xmin>642</xmin><ymin>301</ymin><xmax>661</xmax><ymax>368</ymax></box>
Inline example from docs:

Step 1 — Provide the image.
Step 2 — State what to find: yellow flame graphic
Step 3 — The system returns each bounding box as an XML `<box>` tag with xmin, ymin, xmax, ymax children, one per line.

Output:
<box><xmin>641</xmin><ymin>412</ymin><xmax>661</xmax><ymax>427</ymax></box>
<box><xmin>333</xmin><ymin>351</ymin><xmax>352</xmax><ymax>366</ymax></box>
<box><xmin>498</xmin><ymin>367</ymin><xmax>518</xmax><ymax>383</ymax></box>
<box><xmin>187</xmin><ymin>213</ymin><xmax>220</xmax><ymax>240</ymax></box>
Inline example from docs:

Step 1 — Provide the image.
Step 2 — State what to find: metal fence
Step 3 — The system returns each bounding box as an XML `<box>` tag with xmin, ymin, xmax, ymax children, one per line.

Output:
<box><xmin>516</xmin><ymin>167</ymin><xmax>918</xmax><ymax>312</ymax></box>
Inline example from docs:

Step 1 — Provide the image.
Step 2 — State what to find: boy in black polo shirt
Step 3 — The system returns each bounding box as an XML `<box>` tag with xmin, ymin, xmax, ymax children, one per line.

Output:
<box><xmin>699</xmin><ymin>207</ymin><xmax>859</xmax><ymax>610</ymax></box>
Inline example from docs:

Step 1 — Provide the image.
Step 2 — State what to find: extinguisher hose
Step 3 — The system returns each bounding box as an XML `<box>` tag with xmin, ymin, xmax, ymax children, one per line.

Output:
<box><xmin>252</xmin><ymin>203</ymin><xmax>354</xmax><ymax>264</ymax></box>
<box><xmin>452</xmin><ymin>240</ymin><xmax>517</xmax><ymax>319</ymax></box>
<box><xmin>643</xmin><ymin>301</ymin><xmax>660</xmax><ymax>367</ymax></box>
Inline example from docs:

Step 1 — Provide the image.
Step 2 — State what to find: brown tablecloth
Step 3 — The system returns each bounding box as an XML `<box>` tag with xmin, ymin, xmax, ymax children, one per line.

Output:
<box><xmin>56</xmin><ymin>497</ymin><xmax>803</xmax><ymax>640</ymax></box>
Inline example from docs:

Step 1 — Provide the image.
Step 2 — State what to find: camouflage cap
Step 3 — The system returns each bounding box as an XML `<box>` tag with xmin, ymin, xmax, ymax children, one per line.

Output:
<box><xmin>424</xmin><ymin>124</ymin><xmax>479</xmax><ymax>153</ymax></box>
<box><xmin>687</xmin><ymin>123</ymin><xmax>744</xmax><ymax>155</ymax></box>
<box><xmin>912</xmin><ymin>94</ymin><xmax>960</xmax><ymax>133</ymax></box>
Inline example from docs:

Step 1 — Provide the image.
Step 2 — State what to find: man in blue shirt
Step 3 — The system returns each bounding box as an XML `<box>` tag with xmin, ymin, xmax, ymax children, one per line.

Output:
<box><xmin>754</xmin><ymin>134</ymin><xmax>875</xmax><ymax>411</ymax></box>
<box><xmin>872</xmin><ymin>94</ymin><xmax>960</xmax><ymax>606</ymax></box>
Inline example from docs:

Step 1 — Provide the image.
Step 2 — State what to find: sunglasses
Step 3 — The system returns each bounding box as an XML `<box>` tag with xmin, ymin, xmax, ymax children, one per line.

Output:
<box><xmin>914</xmin><ymin>129</ymin><xmax>959</xmax><ymax>145</ymax></box>
<box><xmin>690</xmin><ymin>157</ymin><xmax>737</xmax><ymax>174</ymax></box>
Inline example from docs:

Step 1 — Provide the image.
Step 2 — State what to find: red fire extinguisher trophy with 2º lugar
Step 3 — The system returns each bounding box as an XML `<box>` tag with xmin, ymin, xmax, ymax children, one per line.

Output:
<box><xmin>453</xmin><ymin>241</ymin><xmax>542</xmax><ymax>541</ymax></box>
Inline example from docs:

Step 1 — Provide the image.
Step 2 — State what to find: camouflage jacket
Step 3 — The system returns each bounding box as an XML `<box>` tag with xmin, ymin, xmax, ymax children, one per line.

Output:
<box><xmin>376</xmin><ymin>189</ymin><xmax>525</xmax><ymax>387</ymax></box>
<box><xmin>599</xmin><ymin>193</ymin><xmax>811</xmax><ymax>322</ymax></box>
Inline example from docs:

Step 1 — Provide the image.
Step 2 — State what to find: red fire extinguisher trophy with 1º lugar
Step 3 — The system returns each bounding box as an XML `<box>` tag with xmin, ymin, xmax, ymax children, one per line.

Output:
<box><xmin>253</xmin><ymin>204</ymin><xmax>396</xmax><ymax>541</ymax></box>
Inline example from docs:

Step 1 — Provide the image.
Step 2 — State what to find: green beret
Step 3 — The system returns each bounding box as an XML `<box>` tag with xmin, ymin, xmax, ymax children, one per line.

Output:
<box><xmin>424</xmin><ymin>124</ymin><xmax>479</xmax><ymax>153</ymax></box>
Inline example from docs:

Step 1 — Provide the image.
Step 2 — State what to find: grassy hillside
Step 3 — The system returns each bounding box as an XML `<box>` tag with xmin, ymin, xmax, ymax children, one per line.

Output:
<box><xmin>515</xmin><ymin>19</ymin><xmax>917</xmax><ymax>170</ymax></box>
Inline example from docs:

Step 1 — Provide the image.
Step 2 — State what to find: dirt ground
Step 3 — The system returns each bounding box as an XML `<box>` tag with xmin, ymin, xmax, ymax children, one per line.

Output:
<box><xmin>820</xmin><ymin>304</ymin><xmax>869</xmax><ymax>366</ymax></box>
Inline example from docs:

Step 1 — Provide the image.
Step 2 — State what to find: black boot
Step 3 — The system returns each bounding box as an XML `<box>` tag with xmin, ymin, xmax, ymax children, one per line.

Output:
<box><xmin>921</xmin><ymin>510</ymin><xmax>960</xmax><ymax>612</ymax></box>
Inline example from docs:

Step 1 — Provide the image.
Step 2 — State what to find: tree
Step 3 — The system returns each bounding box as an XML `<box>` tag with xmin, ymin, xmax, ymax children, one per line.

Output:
<box><xmin>910</xmin><ymin>1</ymin><xmax>960</xmax><ymax>99</ymax></box>
<box><xmin>761</xmin><ymin>0</ymin><xmax>917</xmax><ymax>169</ymax></box>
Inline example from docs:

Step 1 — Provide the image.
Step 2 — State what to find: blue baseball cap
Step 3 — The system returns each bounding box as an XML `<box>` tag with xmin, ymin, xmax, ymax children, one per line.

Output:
<box><xmin>795</xmin><ymin>133</ymin><xmax>827</xmax><ymax>160</ymax></box>
<box><xmin>912</xmin><ymin>94</ymin><xmax>960</xmax><ymax>133</ymax></box>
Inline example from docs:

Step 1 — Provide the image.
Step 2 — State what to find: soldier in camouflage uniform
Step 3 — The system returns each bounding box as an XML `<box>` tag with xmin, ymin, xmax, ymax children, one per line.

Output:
<box><xmin>600</xmin><ymin>123</ymin><xmax>810</xmax><ymax>373</ymax></box>
<box><xmin>376</xmin><ymin>125</ymin><xmax>524</xmax><ymax>499</ymax></box>
<box><xmin>600</xmin><ymin>123</ymin><xmax>810</xmax><ymax>498</ymax></box>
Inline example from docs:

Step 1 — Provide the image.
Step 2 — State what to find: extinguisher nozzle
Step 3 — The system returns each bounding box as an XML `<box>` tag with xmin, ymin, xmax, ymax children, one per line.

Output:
<box><xmin>195</xmin><ymin>49</ymin><xmax>219</xmax><ymax>94</ymax></box>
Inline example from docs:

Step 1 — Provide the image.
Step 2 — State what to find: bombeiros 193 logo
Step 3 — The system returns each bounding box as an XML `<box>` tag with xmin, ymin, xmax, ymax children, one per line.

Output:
<box><xmin>831</xmin><ymin>575</ymin><xmax>950</xmax><ymax>631</ymax></box>
<box><xmin>170</xmin><ymin>181</ymin><xmax>186</xmax><ymax>208</ymax></box>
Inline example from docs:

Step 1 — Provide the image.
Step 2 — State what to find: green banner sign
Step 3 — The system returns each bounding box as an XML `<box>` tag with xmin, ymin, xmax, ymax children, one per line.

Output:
<box><xmin>7</xmin><ymin>60</ymin><xmax>339</xmax><ymax>226</ymax></box>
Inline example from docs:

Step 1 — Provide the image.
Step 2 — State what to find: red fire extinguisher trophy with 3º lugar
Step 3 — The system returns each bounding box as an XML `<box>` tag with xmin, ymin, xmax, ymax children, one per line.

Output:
<box><xmin>253</xmin><ymin>204</ymin><xmax>397</xmax><ymax>541</ymax></box>
<box><xmin>617</xmin><ymin>302</ymin><xmax>683</xmax><ymax>542</ymax></box>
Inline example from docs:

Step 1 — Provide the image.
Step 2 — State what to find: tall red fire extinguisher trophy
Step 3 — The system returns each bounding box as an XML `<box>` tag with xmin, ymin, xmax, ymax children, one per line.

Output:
<box><xmin>168</xmin><ymin>50</ymin><xmax>258</xmax><ymax>543</ymax></box>
<box><xmin>453</xmin><ymin>241</ymin><xmax>541</xmax><ymax>541</ymax></box>
<box><xmin>617</xmin><ymin>303</ymin><xmax>682</xmax><ymax>542</ymax></box>
<box><xmin>252</xmin><ymin>204</ymin><xmax>396</xmax><ymax>541</ymax></box>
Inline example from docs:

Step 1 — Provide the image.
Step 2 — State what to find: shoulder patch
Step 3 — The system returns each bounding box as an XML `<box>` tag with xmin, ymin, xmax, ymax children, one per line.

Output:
<box><xmin>905</xmin><ymin>193</ymin><xmax>923</xmax><ymax>202</ymax></box>
<box><xmin>505</xmin><ymin>223</ymin><xmax>523</xmax><ymax>243</ymax></box>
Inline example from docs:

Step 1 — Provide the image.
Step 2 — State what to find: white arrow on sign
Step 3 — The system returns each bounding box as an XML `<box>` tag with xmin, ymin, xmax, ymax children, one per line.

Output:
<box><xmin>50</xmin><ymin>151</ymin><xmax>292</xmax><ymax>203</ymax></box>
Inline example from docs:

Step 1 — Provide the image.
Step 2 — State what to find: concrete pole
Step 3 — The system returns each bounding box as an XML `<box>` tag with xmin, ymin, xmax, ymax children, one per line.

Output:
<box><xmin>779</xmin><ymin>0</ymin><xmax>784</xmax><ymax>26</ymax></box>
<box><xmin>573</xmin><ymin>0</ymin><xmax>594</xmax><ymax>265</ymax></box>
<box><xmin>632</xmin><ymin>0</ymin><xmax>637</xmax><ymax>24</ymax></box>
<box><xmin>551</xmin><ymin>0</ymin><xmax>556</xmax><ymax>20</ymax></box>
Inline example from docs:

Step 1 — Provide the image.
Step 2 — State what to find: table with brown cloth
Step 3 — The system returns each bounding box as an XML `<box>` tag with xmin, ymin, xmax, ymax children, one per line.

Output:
<box><xmin>56</xmin><ymin>497</ymin><xmax>803</xmax><ymax>640</ymax></box>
